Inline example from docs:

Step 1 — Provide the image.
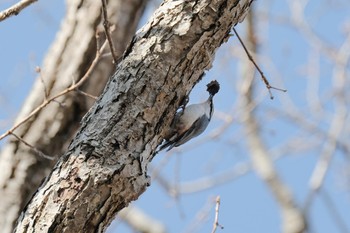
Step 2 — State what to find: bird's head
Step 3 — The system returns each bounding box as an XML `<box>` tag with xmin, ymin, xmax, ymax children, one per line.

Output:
<box><xmin>206</xmin><ymin>80</ymin><xmax>220</xmax><ymax>97</ymax></box>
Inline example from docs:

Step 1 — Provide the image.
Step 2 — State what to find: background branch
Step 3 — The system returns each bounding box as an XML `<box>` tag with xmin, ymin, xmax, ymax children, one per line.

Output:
<box><xmin>0</xmin><ymin>0</ymin><xmax>149</xmax><ymax>232</ymax></box>
<box><xmin>0</xmin><ymin>0</ymin><xmax>37</xmax><ymax>22</ymax></box>
<box><xmin>239</xmin><ymin>9</ymin><xmax>306</xmax><ymax>233</ymax></box>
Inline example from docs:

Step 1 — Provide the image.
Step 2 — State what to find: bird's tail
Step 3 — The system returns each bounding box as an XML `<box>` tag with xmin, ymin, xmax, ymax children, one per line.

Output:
<box><xmin>157</xmin><ymin>139</ymin><xmax>175</xmax><ymax>153</ymax></box>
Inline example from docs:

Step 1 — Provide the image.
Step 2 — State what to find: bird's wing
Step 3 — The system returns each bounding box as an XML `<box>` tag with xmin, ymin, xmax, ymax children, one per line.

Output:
<box><xmin>172</xmin><ymin>114</ymin><xmax>210</xmax><ymax>148</ymax></box>
<box><xmin>158</xmin><ymin>115</ymin><xmax>210</xmax><ymax>152</ymax></box>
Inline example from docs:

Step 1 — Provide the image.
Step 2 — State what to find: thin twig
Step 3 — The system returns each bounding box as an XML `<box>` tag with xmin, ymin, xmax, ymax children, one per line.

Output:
<box><xmin>101</xmin><ymin>0</ymin><xmax>118</xmax><ymax>64</ymax></box>
<box><xmin>232</xmin><ymin>27</ymin><xmax>287</xmax><ymax>99</ymax></box>
<box><xmin>211</xmin><ymin>196</ymin><xmax>224</xmax><ymax>233</ymax></box>
<box><xmin>36</xmin><ymin>66</ymin><xmax>49</xmax><ymax>100</ymax></box>
<box><xmin>76</xmin><ymin>89</ymin><xmax>98</xmax><ymax>100</ymax></box>
<box><xmin>0</xmin><ymin>0</ymin><xmax>37</xmax><ymax>22</ymax></box>
<box><xmin>9</xmin><ymin>131</ymin><xmax>54</xmax><ymax>160</ymax></box>
<box><xmin>0</xmin><ymin>40</ymin><xmax>108</xmax><ymax>141</ymax></box>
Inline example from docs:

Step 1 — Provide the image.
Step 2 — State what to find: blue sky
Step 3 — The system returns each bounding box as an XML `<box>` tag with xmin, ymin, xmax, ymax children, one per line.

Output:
<box><xmin>1</xmin><ymin>0</ymin><xmax>349</xmax><ymax>232</ymax></box>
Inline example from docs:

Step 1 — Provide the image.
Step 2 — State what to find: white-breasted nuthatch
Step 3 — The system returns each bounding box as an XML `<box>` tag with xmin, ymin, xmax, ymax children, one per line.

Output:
<box><xmin>159</xmin><ymin>80</ymin><xmax>220</xmax><ymax>152</ymax></box>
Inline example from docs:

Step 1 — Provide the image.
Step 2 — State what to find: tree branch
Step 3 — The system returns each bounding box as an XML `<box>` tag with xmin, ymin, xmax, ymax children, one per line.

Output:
<box><xmin>232</xmin><ymin>27</ymin><xmax>287</xmax><ymax>99</ymax></box>
<box><xmin>211</xmin><ymin>196</ymin><xmax>224</xmax><ymax>233</ymax></box>
<box><xmin>0</xmin><ymin>0</ymin><xmax>37</xmax><ymax>22</ymax></box>
<box><xmin>239</xmin><ymin>9</ymin><xmax>306</xmax><ymax>233</ymax></box>
<box><xmin>0</xmin><ymin>41</ymin><xmax>107</xmax><ymax>142</ymax></box>
<box><xmin>101</xmin><ymin>0</ymin><xmax>118</xmax><ymax>64</ymax></box>
<box><xmin>0</xmin><ymin>0</ymin><xmax>149</xmax><ymax>232</ymax></box>
<box><xmin>14</xmin><ymin>1</ymin><xmax>254</xmax><ymax>232</ymax></box>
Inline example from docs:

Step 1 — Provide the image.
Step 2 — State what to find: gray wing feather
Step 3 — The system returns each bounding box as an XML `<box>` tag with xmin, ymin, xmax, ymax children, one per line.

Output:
<box><xmin>158</xmin><ymin>115</ymin><xmax>210</xmax><ymax>152</ymax></box>
<box><xmin>172</xmin><ymin>115</ymin><xmax>210</xmax><ymax>148</ymax></box>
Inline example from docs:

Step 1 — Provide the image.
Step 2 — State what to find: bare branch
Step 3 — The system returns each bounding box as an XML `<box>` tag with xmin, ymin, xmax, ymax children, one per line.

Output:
<box><xmin>178</xmin><ymin>162</ymin><xmax>251</xmax><ymax>194</ymax></box>
<box><xmin>35</xmin><ymin>66</ymin><xmax>49</xmax><ymax>100</ymax></box>
<box><xmin>0</xmin><ymin>40</ymin><xmax>107</xmax><ymax>142</ymax></box>
<box><xmin>101</xmin><ymin>0</ymin><xmax>119</xmax><ymax>64</ymax></box>
<box><xmin>119</xmin><ymin>206</ymin><xmax>167</xmax><ymax>233</ymax></box>
<box><xmin>232</xmin><ymin>27</ymin><xmax>286</xmax><ymax>99</ymax></box>
<box><xmin>239</xmin><ymin>10</ymin><xmax>306</xmax><ymax>233</ymax></box>
<box><xmin>211</xmin><ymin>196</ymin><xmax>224</xmax><ymax>233</ymax></box>
<box><xmin>303</xmin><ymin>29</ymin><xmax>350</xmax><ymax>215</ymax></box>
<box><xmin>75</xmin><ymin>89</ymin><xmax>98</xmax><ymax>100</ymax></box>
<box><xmin>0</xmin><ymin>0</ymin><xmax>37</xmax><ymax>22</ymax></box>
<box><xmin>9</xmin><ymin>132</ymin><xmax>54</xmax><ymax>160</ymax></box>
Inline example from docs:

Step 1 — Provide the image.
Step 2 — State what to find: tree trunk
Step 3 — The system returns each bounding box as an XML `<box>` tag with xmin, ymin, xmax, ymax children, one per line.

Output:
<box><xmin>14</xmin><ymin>0</ymin><xmax>253</xmax><ymax>232</ymax></box>
<box><xmin>0</xmin><ymin>0</ymin><xmax>147</xmax><ymax>232</ymax></box>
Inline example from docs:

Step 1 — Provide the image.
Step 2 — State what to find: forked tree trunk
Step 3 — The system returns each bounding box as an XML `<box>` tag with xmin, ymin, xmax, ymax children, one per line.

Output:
<box><xmin>14</xmin><ymin>0</ymin><xmax>253</xmax><ymax>232</ymax></box>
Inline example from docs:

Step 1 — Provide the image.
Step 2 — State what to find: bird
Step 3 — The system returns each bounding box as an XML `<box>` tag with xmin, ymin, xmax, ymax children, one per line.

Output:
<box><xmin>158</xmin><ymin>80</ymin><xmax>220</xmax><ymax>152</ymax></box>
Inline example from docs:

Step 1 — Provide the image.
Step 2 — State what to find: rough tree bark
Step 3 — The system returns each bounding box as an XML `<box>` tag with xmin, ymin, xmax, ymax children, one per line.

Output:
<box><xmin>14</xmin><ymin>0</ymin><xmax>253</xmax><ymax>232</ymax></box>
<box><xmin>0</xmin><ymin>0</ymin><xmax>147</xmax><ymax>232</ymax></box>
